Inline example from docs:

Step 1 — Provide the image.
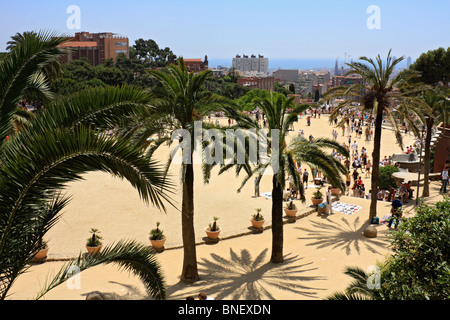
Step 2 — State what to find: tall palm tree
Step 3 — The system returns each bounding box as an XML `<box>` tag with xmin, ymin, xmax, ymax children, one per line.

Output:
<box><xmin>0</xmin><ymin>32</ymin><xmax>173</xmax><ymax>300</ymax></box>
<box><xmin>221</xmin><ymin>92</ymin><xmax>348</xmax><ymax>263</ymax></box>
<box><xmin>145</xmin><ymin>58</ymin><xmax>232</xmax><ymax>282</ymax></box>
<box><xmin>324</xmin><ymin>50</ymin><xmax>420</xmax><ymax>219</ymax></box>
<box><xmin>415</xmin><ymin>87</ymin><xmax>447</xmax><ymax>196</ymax></box>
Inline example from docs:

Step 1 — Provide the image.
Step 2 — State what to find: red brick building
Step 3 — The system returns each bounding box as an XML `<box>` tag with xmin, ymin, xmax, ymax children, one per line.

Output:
<box><xmin>184</xmin><ymin>56</ymin><xmax>209</xmax><ymax>73</ymax></box>
<box><xmin>237</xmin><ymin>77</ymin><xmax>274</xmax><ymax>91</ymax></box>
<box><xmin>58</xmin><ymin>32</ymin><xmax>129</xmax><ymax>66</ymax></box>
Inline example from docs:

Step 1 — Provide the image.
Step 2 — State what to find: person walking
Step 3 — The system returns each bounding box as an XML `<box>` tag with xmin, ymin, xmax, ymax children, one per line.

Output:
<box><xmin>254</xmin><ymin>176</ymin><xmax>260</xmax><ymax>197</ymax></box>
<box><xmin>440</xmin><ymin>167</ymin><xmax>449</xmax><ymax>193</ymax></box>
<box><xmin>302</xmin><ymin>169</ymin><xmax>309</xmax><ymax>189</ymax></box>
<box><xmin>326</xmin><ymin>186</ymin><xmax>333</xmax><ymax>215</ymax></box>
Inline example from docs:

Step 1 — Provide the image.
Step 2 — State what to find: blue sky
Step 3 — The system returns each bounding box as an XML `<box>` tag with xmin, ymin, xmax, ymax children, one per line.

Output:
<box><xmin>1</xmin><ymin>0</ymin><xmax>449</xmax><ymax>62</ymax></box>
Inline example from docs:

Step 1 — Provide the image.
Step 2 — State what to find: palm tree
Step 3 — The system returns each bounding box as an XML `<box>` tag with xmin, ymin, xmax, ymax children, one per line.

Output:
<box><xmin>0</xmin><ymin>32</ymin><xmax>173</xmax><ymax>300</ymax></box>
<box><xmin>144</xmin><ymin>58</ymin><xmax>232</xmax><ymax>282</ymax></box>
<box><xmin>414</xmin><ymin>88</ymin><xmax>447</xmax><ymax>197</ymax></box>
<box><xmin>6</xmin><ymin>31</ymin><xmax>38</xmax><ymax>51</ymax></box>
<box><xmin>324</xmin><ymin>50</ymin><xmax>420</xmax><ymax>219</ymax></box>
<box><xmin>221</xmin><ymin>92</ymin><xmax>348</xmax><ymax>263</ymax></box>
<box><xmin>326</xmin><ymin>266</ymin><xmax>380</xmax><ymax>300</ymax></box>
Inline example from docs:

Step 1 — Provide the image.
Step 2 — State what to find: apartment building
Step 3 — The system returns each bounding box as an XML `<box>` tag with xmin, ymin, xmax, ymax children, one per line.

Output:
<box><xmin>58</xmin><ymin>31</ymin><xmax>129</xmax><ymax>66</ymax></box>
<box><xmin>232</xmin><ymin>54</ymin><xmax>269</xmax><ymax>74</ymax></box>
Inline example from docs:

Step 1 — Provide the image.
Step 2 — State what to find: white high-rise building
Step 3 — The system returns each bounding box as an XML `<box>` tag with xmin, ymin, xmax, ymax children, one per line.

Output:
<box><xmin>232</xmin><ymin>54</ymin><xmax>269</xmax><ymax>74</ymax></box>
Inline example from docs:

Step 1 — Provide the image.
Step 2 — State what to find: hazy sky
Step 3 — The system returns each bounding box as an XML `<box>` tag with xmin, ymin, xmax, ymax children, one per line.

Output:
<box><xmin>1</xmin><ymin>0</ymin><xmax>449</xmax><ymax>61</ymax></box>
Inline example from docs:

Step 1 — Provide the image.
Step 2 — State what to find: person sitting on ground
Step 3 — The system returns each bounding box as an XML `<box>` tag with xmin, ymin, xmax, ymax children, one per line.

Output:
<box><xmin>377</xmin><ymin>188</ymin><xmax>384</xmax><ymax>200</ymax></box>
<box><xmin>405</xmin><ymin>181</ymin><xmax>414</xmax><ymax>199</ymax></box>
<box><xmin>290</xmin><ymin>187</ymin><xmax>298</xmax><ymax>199</ymax></box>
<box><xmin>399</xmin><ymin>182</ymin><xmax>408</xmax><ymax>203</ymax></box>
<box><xmin>283</xmin><ymin>188</ymin><xmax>291</xmax><ymax>201</ymax></box>
<box><xmin>351</xmin><ymin>181</ymin><xmax>360</xmax><ymax>197</ymax></box>
<box><xmin>359</xmin><ymin>183</ymin><xmax>366</xmax><ymax>198</ymax></box>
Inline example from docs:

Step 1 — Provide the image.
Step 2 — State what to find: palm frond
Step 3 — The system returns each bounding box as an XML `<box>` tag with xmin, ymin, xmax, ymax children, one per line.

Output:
<box><xmin>35</xmin><ymin>240</ymin><xmax>166</xmax><ymax>300</ymax></box>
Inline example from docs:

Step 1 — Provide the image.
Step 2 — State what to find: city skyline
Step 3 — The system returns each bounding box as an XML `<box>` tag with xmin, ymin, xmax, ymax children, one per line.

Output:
<box><xmin>1</xmin><ymin>0</ymin><xmax>449</xmax><ymax>66</ymax></box>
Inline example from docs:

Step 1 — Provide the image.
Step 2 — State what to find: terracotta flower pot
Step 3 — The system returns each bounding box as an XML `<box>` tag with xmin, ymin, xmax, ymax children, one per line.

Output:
<box><xmin>205</xmin><ymin>228</ymin><xmax>221</xmax><ymax>240</ymax></box>
<box><xmin>284</xmin><ymin>208</ymin><xmax>298</xmax><ymax>217</ymax></box>
<box><xmin>33</xmin><ymin>248</ymin><xmax>49</xmax><ymax>261</ymax></box>
<box><xmin>150</xmin><ymin>238</ymin><xmax>166</xmax><ymax>249</ymax></box>
<box><xmin>330</xmin><ymin>187</ymin><xmax>341</xmax><ymax>195</ymax></box>
<box><xmin>250</xmin><ymin>218</ymin><xmax>265</xmax><ymax>229</ymax></box>
<box><xmin>86</xmin><ymin>245</ymin><xmax>102</xmax><ymax>256</ymax></box>
<box><xmin>311</xmin><ymin>197</ymin><xmax>323</xmax><ymax>206</ymax></box>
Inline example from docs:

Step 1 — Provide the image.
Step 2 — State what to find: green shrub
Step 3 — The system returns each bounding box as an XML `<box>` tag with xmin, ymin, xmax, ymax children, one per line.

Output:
<box><xmin>378</xmin><ymin>165</ymin><xmax>399</xmax><ymax>189</ymax></box>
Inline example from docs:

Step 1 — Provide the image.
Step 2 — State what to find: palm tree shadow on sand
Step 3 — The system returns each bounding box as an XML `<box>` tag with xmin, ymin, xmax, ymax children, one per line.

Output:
<box><xmin>167</xmin><ymin>248</ymin><xmax>326</xmax><ymax>300</ymax></box>
<box><xmin>295</xmin><ymin>215</ymin><xmax>391</xmax><ymax>255</ymax></box>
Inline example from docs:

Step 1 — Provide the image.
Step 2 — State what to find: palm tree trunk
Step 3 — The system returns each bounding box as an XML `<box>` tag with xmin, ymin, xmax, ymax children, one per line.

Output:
<box><xmin>369</xmin><ymin>107</ymin><xmax>384</xmax><ymax>219</ymax></box>
<box><xmin>422</xmin><ymin>118</ymin><xmax>433</xmax><ymax>197</ymax></box>
<box><xmin>271</xmin><ymin>175</ymin><xmax>284</xmax><ymax>263</ymax></box>
<box><xmin>180</xmin><ymin>162</ymin><xmax>199</xmax><ymax>282</ymax></box>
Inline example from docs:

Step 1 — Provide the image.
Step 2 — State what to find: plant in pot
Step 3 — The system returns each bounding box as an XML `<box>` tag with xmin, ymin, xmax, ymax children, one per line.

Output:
<box><xmin>330</xmin><ymin>184</ymin><xmax>341</xmax><ymax>195</ymax></box>
<box><xmin>251</xmin><ymin>208</ymin><xmax>265</xmax><ymax>229</ymax></box>
<box><xmin>311</xmin><ymin>187</ymin><xmax>324</xmax><ymax>206</ymax></box>
<box><xmin>86</xmin><ymin>228</ymin><xmax>103</xmax><ymax>256</ymax></box>
<box><xmin>284</xmin><ymin>200</ymin><xmax>298</xmax><ymax>217</ymax></box>
<box><xmin>205</xmin><ymin>216</ymin><xmax>221</xmax><ymax>240</ymax></box>
<box><xmin>149</xmin><ymin>222</ymin><xmax>166</xmax><ymax>250</ymax></box>
<box><xmin>33</xmin><ymin>238</ymin><xmax>49</xmax><ymax>262</ymax></box>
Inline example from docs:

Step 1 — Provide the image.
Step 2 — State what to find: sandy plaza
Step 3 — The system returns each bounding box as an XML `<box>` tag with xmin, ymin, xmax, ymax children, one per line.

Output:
<box><xmin>8</xmin><ymin>112</ymin><xmax>446</xmax><ymax>301</ymax></box>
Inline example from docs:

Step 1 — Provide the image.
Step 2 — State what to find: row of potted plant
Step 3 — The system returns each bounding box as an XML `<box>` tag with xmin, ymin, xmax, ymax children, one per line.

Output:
<box><xmin>35</xmin><ymin>192</ymin><xmax>334</xmax><ymax>260</ymax></box>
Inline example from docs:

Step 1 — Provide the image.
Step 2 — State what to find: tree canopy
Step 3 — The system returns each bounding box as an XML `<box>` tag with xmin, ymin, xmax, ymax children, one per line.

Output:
<box><xmin>410</xmin><ymin>47</ymin><xmax>450</xmax><ymax>87</ymax></box>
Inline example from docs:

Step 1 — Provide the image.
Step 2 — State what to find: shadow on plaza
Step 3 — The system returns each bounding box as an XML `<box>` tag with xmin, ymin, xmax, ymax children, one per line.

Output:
<box><xmin>295</xmin><ymin>215</ymin><xmax>391</xmax><ymax>256</ymax></box>
<box><xmin>166</xmin><ymin>248</ymin><xmax>326</xmax><ymax>300</ymax></box>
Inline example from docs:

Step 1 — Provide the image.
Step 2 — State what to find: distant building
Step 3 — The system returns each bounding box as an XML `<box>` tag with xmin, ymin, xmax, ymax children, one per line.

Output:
<box><xmin>295</xmin><ymin>72</ymin><xmax>318</xmax><ymax>95</ymax></box>
<box><xmin>57</xmin><ymin>31</ymin><xmax>129</xmax><ymax>66</ymax></box>
<box><xmin>406</xmin><ymin>56</ymin><xmax>412</xmax><ymax>68</ymax></box>
<box><xmin>316</xmin><ymin>71</ymin><xmax>331</xmax><ymax>86</ymax></box>
<box><xmin>334</xmin><ymin>58</ymin><xmax>340</xmax><ymax>76</ymax></box>
<box><xmin>184</xmin><ymin>56</ymin><xmax>209</xmax><ymax>73</ymax></box>
<box><xmin>232</xmin><ymin>54</ymin><xmax>269</xmax><ymax>74</ymax></box>
<box><xmin>331</xmin><ymin>75</ymin><xmax>364</xmax><ymax>87</ymax></box>
<box><xmin>272</xmin><ymin>69</ymin><xmax>300</xmax><ymax>83</ymax></box>
<box><xmin>237</xmin><ymin>76</ymin><xmax>274</xmax><ymax>91</ymax></box>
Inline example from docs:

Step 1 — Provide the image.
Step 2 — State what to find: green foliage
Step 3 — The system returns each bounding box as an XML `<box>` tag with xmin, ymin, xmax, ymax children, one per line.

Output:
<box><xmin>234</xmin><ymin>89</ymin><xmax>285</xmax><ymax>111</ymax></box>
<box><xmin>381</xmin><ymin>197</ymin><xmax>450</xmax><ymax>299</ymax></box>
<box><xmin>378</xmin><ymin>165</ymin><xmax>400</xmax><ymax>189</ymax></box>
<box><xmin>410</xmin><ymin>47</ymin><xmax>450</xmax><ymax>86</ymax></box>
<box><xmin>86</xmin><ymin>228</ymin><xmax>103</xmax><ymax>247</ymax></box>
<box><xmin>132</xmin><ymin>38</ymin><xmax>177</xmax><ymax>68</ymax></box>
<box><xmin>51</xmin><ymin>53</ymin><xmax>156</xmax><ymax>95</ymax></box>
<box><xmin>252</xmin><ymin>208</ymin><xmax>264</xmax><ymax>221</ymax></box>
<box><xmin>150</xmin><ymin>222</ymin><xmax>164</xmax><ymax>241</ymax></box>
<box><xmin>329</xmin><ymin>197</ymin><xmax>450</xmax><ymax>300</ymax></box>
<box><xmin>286</xmin><ymin>201</ymin><xmax>296</xmax><ymax>210</ymax></box>
<box><xmin>0</xmin><ymin>32</ymin><xmax>172</xmax><ymax>300</ymax></box>
<box><xmin>274</xmin><ymin>82</ymin><xmax>291</xmax><ymax>96</ymax></box>
<box><xmin>209</xmin><ymin>217</ymin><xmax>220</xmax><ymax>231</ymax></box>
<box><xmin>201</xmin><ymin>76</ymin><xmax>250</xmax><ymax>99</ymax></box>
<box><xmin>313</xmin><ymin>187</ymin><xmax>323</xmax><ymax>199</ymax></box>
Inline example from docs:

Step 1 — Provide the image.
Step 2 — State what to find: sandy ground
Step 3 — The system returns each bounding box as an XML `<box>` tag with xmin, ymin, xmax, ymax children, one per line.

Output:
<box><xmin>8</xmin><ymin>112</ymin><xmax>446</xmax><ymax>300</ymax></box>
